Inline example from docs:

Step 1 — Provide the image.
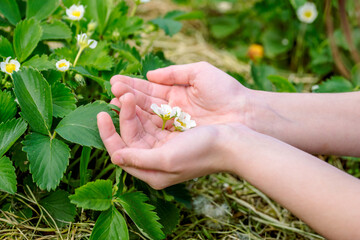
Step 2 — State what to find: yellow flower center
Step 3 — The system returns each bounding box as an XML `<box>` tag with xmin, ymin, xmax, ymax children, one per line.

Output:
<box><xmin>304</xmin><ymin>11</ymin><xmax>312</xmax><ymax>18</ymax></box>
<box><xmin>5</xmin><ymin>63</ymin><xmax>16</xmax><ymax>74</ymax></box>
<box><xmin>179</xmin><ymin>120</ymin><xmax>186</xmax><ymax>127</ymax></box>
<box><xmin>59</xmin><ymin>62</ymin><xmax>68</xmax><ymax>68</ymax></box>
<box><xmin>72</xmin><ymin>10</ymin><xmax>81</xmax><ymax>17</ymax></box>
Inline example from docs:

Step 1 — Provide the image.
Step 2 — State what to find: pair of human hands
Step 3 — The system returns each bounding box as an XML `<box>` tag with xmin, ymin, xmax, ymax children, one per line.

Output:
<box><xmin>97</xmin><ymin>62</ymin><xmax>252</xmax><ymax>189</ymax></box>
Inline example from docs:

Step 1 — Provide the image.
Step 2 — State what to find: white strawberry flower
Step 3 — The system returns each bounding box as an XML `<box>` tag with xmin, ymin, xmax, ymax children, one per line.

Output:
<box><xmin>1</xmin><ymin>57</ymin><xmax>20</xmax><ymax>75</ymax></box>
<box><xmin>66</xmin><ymin>4</ymin><xmax>85</xmax><ymax>21</ymax></box>
<box><xmin>77</xmin><ymin>33</ymin><xmax>98</xmax><ymax>49</ymax></box>
<box><xmin>151</xmin><ymin>104</ymin><xmax>179</xmax><ymax>120</ymax></box>
<box><xmin>297</xmin><ymin>2</ymin><xmax>318</xmax><ymax>24</ymax></box>
<box><xmin>56</xmin><ymin>59</ymin><xmax>70</xmax><ymax>72</ymax></box>
<box><xmin>174</xmin><ymin>111</ymin><xmax>196</xmax><ymax>131</ymax></box>
<box><xmin>151</xmin><ymin>104</ymin><xmax>181</xmax><ymax>130</ymax></box>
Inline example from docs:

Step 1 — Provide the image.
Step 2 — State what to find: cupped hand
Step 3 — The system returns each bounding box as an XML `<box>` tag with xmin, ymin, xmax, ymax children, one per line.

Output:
<box><xmin>110</xmin><ymin>62</ymin><xmax>250</xmax><ymax>126</ymax></box>
<box><xmin>97</xmin><ymin>92</ymin><xmax>235</xmax><ymax>190</ymax></box>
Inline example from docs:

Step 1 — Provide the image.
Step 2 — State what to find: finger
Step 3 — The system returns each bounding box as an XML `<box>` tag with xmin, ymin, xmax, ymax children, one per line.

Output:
<box><xmin>97</xmin><ymin>112</ymin><xmax>126</xmax><ymax>156</ymax></box>
<box><xmin>110</xmin><ymin>75</ymin><xmax>171</xmax><ymax>100</ymax></box>
<box><xmin>120</xmin><ymin>166</ymin><xmax>171</xmax><ymax>190</ymax></box>
<box><xmin>147</xmin><ymin>63</ymin><xmax>199</xmax><ymax>85</ymax></box>
<box><xmin>112</xmin><ymin>147</ymin><xmax>167</xmax><ymax>171</ymax></box>
<box><xmin>119</xmin><ymin>93</ymin><xmax>152</xmax><ymax>148</ymax></box>
<box><xmin>112</xmin><ymin>81</ymin><xmax>167</xmax><ymax>112</ymax></box>
<box><xmin>110</xmin><ymin>98</ymin><xmax>121</xmax><ymax>109</ymax></box>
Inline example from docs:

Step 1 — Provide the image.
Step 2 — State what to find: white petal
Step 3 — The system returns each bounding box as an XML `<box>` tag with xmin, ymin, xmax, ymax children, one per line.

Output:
<box><xmin>5</xmin><ymin>56</ymin><xmax>11</xmax><ymax>63</ymax></box>
<box><xmin>151</xmin><ymin>103</ymin><xmax>160</xmax><ymax>115</ymax></box>
<box><xmin>0</xmin><ymin>62</ymin><xmax>6</xmax><ymax>73</ymax></box>
<box><xmin>88</xmin><ymin>39</ymin><xmax>98</xmax><ymax>49</ymax></box>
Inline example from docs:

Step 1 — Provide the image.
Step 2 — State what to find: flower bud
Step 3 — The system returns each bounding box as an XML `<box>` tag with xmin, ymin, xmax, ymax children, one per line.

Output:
<box><xmin>247</xmin><ymin>44</ymin><xmax>264</xmax><ymax>62</ymax></box>
<box><xmin>74</xmin><ymin>74</ymin><xmax>85</xmax><ymax>86</ymax></box>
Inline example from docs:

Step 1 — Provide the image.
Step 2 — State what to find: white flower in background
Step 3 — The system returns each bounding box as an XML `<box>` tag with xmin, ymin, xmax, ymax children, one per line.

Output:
<box><xmin>174</xmin><ymin>111</ymin><xmax>196</xmax><ymax>131</ymax></box>
<box><xmin>151</xmin><ymin>104</ymin><xmax>179</xmax><ymax>120</ymax></box>
<box><xmin>77</xmin><ymin>33</ymin><xmax>97</xmax><ymax>49</ymax></box>
<box><xmin>1</xmin><ymin>57</ymin><xmax>20</xmax><ymax>75</ymax></box>
<box><xmin>297</xmin><ymin>2</ymin><xmax>318</xmax><ymax>24</ymax></box>
<box><xmin>311</xmin><ymin>84</ymin><xmax>319</xmax><ymax>92</ymax></box>
<box><xmin>66</xmin><ymin>4</ymin><xmax>85</xmax><ymax>21</ymax></box>
<box><xmin>140</xmin><ymin>0</ymin><xmax>151</xmax><ymax>3</ymax></box>
<box><xmin>56</xmin><ymin>59</ymin><xmax>70</xmax><ymax>72</ymax></box>
<box><xmin>217</xmin><ymin>1</ymin><xmax>232</xmax><ymax>13</ymax></box>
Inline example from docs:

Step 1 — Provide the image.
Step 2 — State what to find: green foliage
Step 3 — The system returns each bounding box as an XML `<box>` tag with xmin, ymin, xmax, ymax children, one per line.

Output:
<box><xmin>267</xmin><ymin>75</ymin><xmax>297</xmax><ymax>93</ymax></box>
<box><xmin>116</xmin><ymin>192</ymin><xmax>165</xmax><ymax>240</ymax></box>
<box><xmin>0</xmin><ymin>36</ymin><xmax>15</xmax><ymax>58</ymax></box>
<box><xmin>313</xmin><ymin>76</ymin><xmax>353</xmax><ymax>93</ymax></box>
<box><xmin>0</xmin><ymin>118</ymin><xmax>28</xmax><ymax>158</ymax></box>
<box><xmin>56</xmin><ymin>101</ymin><xmax>113</xmax><ymax>149</ymax></box>
<box><xmin>85</xmin><ymin>0</ymin><xmax>113</xmax><ymax>35</ymax></box>
<box><xmin>13</xmin><ymin>18</ymin><xmax>43</xmax><ymax>62</ymax></box>
<box><xmin>40</xmin><ymin>20</ymin><xmax>72</xmax><ymax>40</ymax></box>
<box><xmin>251</xmin><ymin>63</ymin><xmax>275</xmax><ymax>91</ymax></box>
<box><xmin>0</xmin><ymin>156</ymin><xmax>17</xmax><ymax>194</ymax></box>
<box><xmin>153</xmin><ymin>199</ymin><xmax>180</xmax><ymax>235</ymax></box>
<box><xmin>51</xmin><ymin>82</ymin><xmax>77</xmax><ymax>118</ymax></box>
<box><xmin>90</xmin><ymin>206</ymin><xmax>129</xmax><ymax>240</ymax></box>
<box><xmin>69</xmin><ymin>179</ymin><xmax>113</xmax><ymax>211</ymax></box>
<box><xmin>13</xmin><ymin>68</ymin><xmax>53</xmax><ymax>136</ymax></box>
<box><xmin>23</xmin><ymin>55</ymin><xmax>56</xmax><ymax>71</ymax></box>
<box><xmin>0</xmin><ymin>90</ymin><xmax>17</xmax><ymax>123</ymax></box>
<box><xmin>23</xmin><ymin>132</ymin><xmax>70</xmax><ymax>191</ymax></box>
<box><xmin>0</xmin><ymin>0</ymin><xmax>21</xmax><ymax>25</ymax></box>
<box><xmin>26</xmin><ymin>0</ymin><xmax>60</xmax><ymax>21</ymax></box>
<box><xmin>39</xmin><ymin>190</ymin><xmax>76</xmax><ymax>228</ymax></box>
<box><xmin>150</xmin><ymin>13</ymin><xmax>183</xmax><ymax>37</ymax></box>
<box><xmin>141</xmin><ymin>54</ymin><xmax>167</xmax><ymax>79</ymax></box>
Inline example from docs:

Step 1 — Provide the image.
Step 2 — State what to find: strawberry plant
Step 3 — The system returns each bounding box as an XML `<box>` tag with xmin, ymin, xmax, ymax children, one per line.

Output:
<box><xmin>0</xmin><ymin>0</ymin><xmax>193</xmax><ymax>238</ymax></box>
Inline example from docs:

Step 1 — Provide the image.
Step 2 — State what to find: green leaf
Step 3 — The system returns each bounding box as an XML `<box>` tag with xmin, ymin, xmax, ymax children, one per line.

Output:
<box><xmin>164</xmin><ymin>184</ymin><xmax>192</xmax><ymax>209</ymax></box>
<box><xmin>72</xmin><ymin>66</ymin><xmax>105</xmax><ymax>87</ymax></box>
<box><xmin>141</xmin><ymin>54</ymin><xmax>166</xmax><ymax>80</ymax></box>
<box><xmin>150</xmin><ymin>18</ymin><xmax>182</xmax><ymax>37</ymax></box>
<box><xmin>0</xmin><ymin>118</ymin><xmax>27</xmax><ymax>158</ymax></box>
<box><xmin>78</xmin><ymin>41</ymin><xmax>114</xmax><ymax>71</ymax></box>
<box><xmin>56</xmin><ymin>101</ymin><xmax>113</xmax><ymax>149</ymax></box>
<box><xmin>0</xmin><ymin>90</ymin><xmax>17</xmax><ymax>123</ymax></box>
<box><xmin>289</xmin><ymin>0</ymin><xmax>306</xmax><ymax>9</ymax></box>
<box><xmin>40</xmin><ymin>190</ymin><xmax>76</xmax><ymax>228</ymax></box>
<box><xmin>209</xmin><ymin>16</ymin><xmax>240</xmax><ymax>39</ymax></box>
<box><xmin>0</xmin><ymin>156</ymin><xmax>17</xmax><ymax>194</ymax></box>
<box><xmin>153</xmin><ymin>199</ymin><xmax>180</xmax><ymax>235</ymax></box>
<box><xmin>26</xmin><ymin>0</ymin><xmax>60</xmax><ymax>21</ymax></box>
<box><xmin>116</xmin><ymin>192</ymin><xmax>165</xmax><ymax>240</ymax></box>
<box><xmin>40</xmin><ymin>20</ymin><xmax>72</xmax><ymax>40</ymax></box>
<box><xmin>0</xmin><ymin>36</ymin><xmax>14</xmax><ymax>58</ymax></box>
<box><xmin>85</xmin><ymin>0</ymin><xmax>113</xmax><ymax>35</ymax></box>
<box><xmin>351</xmin><ymin>63</ymin><xmax>360</xmax><ymax>88</ymax></box>
<box><xmin>90</xmin><ymin>206</ymin><xmax>129</xmax><ymax>240</ymax></box>
<box><xmin>111</xmin><ymin>42</ymin><xmax>141</xmax><ymax>63</ymax></box>
<box><xmin>261</xmin><ymin>29</ymin><xmax>293</xmax><ymax>58</ymax></box>
<box><xmin>51</xmin><ymin>82</ymin><xmax>77</xmax><ymax>118</ymax></box>
<box><xmin>251</xmin><ymin>63</ymin><xmax>275</xmax><ymax>91</ymax></box>
<box><xmin>23</xmin><ymin>55</ymin><xmax>56</xmax><ymax>71</ymax></box>
<box><xmin>22</xmin><ymin>133</ymin><xmax>70</xmax><ymax>191</ymax></box>
<box><xmin>69</xmin><ymin>179</ymin><xmax>113</xmax><ymax>211</ymax></box>
<box><xmin>13</xmin><ymin>18</ymin><xmax>43</xmax><ymax>62</ymax></box>
<box><xmin>0</xmin><ymin>0</ymin><xmax>21</xmax><ymax>25</ymax></box>
<box><xmin>267</xmin><ymin>75</ymin><xmax>297</xmax><ymax>93</ymax></box>
<box><xmin>314</xmin><ymin>76</ymin><xmax>353</xmax><ymax>93</ymax></box>
<box><xmin>13</xmin><ymin>68</ymin><xmax>53</xmax><ymax>135</ymax></box>
<box><xmin>164</xmin><ymin>10</ymin><xmax>204</xmax><ymax>21</ymax></box>
<box><xmin>80</xmin><ymin>147</ymin><xmax>91</xmax><ymax>186</ymax></box>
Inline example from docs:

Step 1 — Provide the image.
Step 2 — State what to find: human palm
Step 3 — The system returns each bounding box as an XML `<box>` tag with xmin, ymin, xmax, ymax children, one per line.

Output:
<box><xmin>110</xmin><ymin>62</ymin><xmax>249</xmax><ymax>126</ymax></box>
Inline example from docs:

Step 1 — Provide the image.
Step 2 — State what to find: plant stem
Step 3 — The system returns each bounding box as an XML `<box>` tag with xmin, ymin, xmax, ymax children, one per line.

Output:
<box><xmin>130</xmin><ymin>2</ymin><xmax>138</xmax><ymax>17</ymax></box>
<box><xmin>73</xmin><ymin>47</ymin><xmax>84</xmax><ymax>67</ymax></box>
<box><xmin>162</xmin><ymin>119</ymin><xmax>166</xmax><ymax>130</ymax></box>
<box><xmin>294</xmin><ymin>23</ymin><xmax>307</xmax><ymax>75</ymax></box>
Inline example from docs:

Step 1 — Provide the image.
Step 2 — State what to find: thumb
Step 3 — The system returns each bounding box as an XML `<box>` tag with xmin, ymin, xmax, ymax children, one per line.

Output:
<box><xmin>147</xmin><ymin>63</ymin><xmax>198</xmax><ymax>86</ymax></box>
